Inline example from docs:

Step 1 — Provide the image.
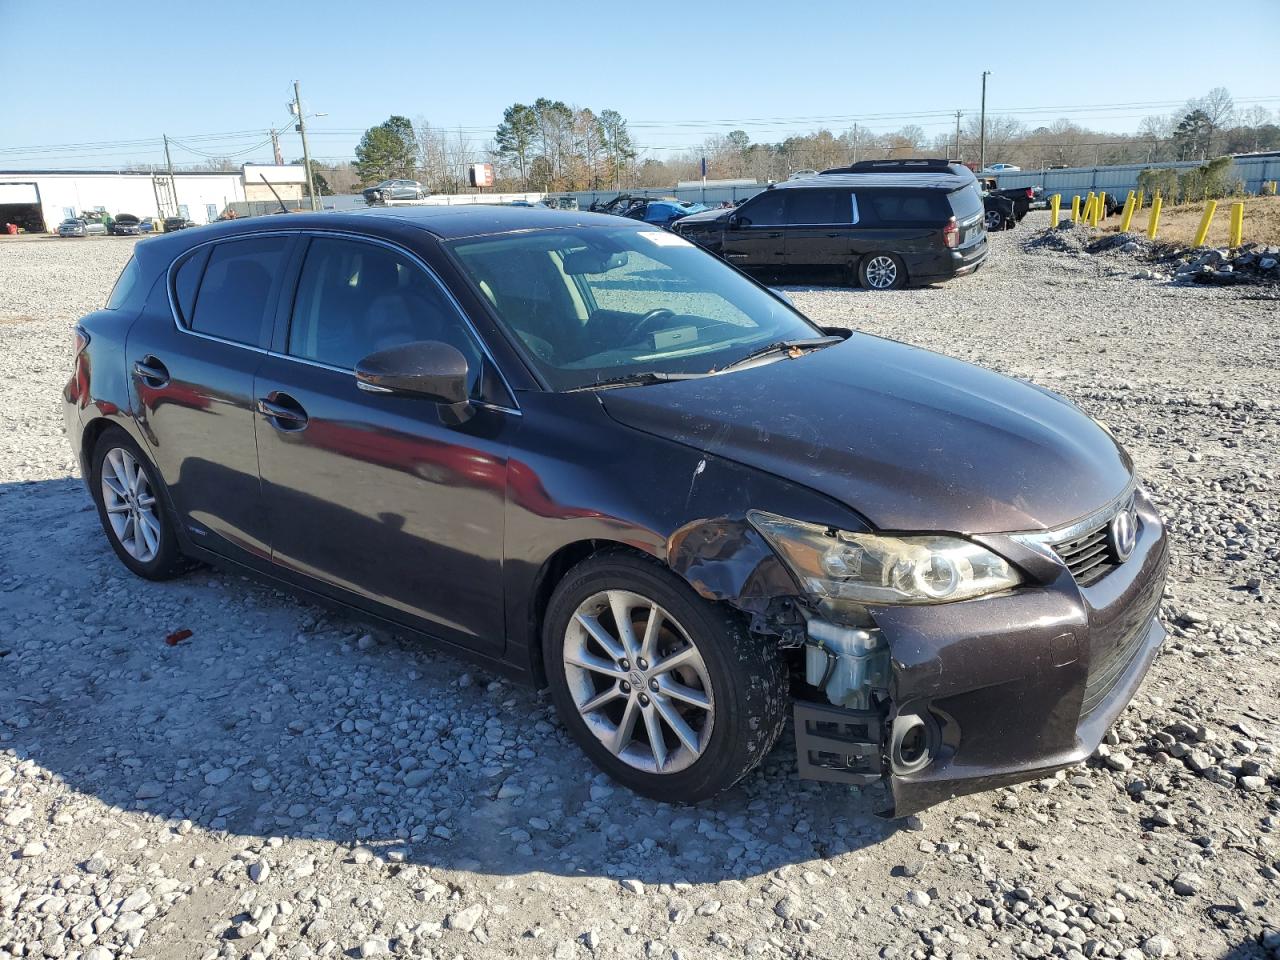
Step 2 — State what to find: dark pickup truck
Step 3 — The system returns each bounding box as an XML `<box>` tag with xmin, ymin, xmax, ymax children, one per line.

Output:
<box><xmin>978</xmin><ymin>177</ymin><xmax>1039</xmax><ymax>230</ymax></box>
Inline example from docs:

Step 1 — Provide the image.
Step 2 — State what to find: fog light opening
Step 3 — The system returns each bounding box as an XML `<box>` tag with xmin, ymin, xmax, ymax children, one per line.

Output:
<box><xmin>890</xmin><ymin>713</ymin><xmax>935</xmax><ymax>775</ymax></box>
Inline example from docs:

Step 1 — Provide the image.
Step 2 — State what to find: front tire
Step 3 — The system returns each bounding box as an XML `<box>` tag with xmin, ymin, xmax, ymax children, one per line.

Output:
<box><xmin>543</xmin><ymin>552</ymin><xmax>787</xmax><ymax>803</ymax></box>
<box><xmin>858</xmin><ymin>252</ymin><xmax>907</xmax><ymax>290</ymax></box>
<box><xmin>90</xmin><ymin>428</ymin><xmax>187</xmax><ymax>580</ymax></box>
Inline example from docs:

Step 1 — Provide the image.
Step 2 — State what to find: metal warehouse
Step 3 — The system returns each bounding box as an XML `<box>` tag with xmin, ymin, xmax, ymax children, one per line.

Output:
<box><xmin>0</xmin><ymin>164</ymin><xmax>307</xmax><ymax>233</ymax></box>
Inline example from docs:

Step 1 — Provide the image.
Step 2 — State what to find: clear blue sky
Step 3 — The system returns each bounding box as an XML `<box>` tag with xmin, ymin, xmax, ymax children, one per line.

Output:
<box><xmin>1</xmin><ymin>0</ymin><xmax>1277</xmax><ymax>169</ymax></box>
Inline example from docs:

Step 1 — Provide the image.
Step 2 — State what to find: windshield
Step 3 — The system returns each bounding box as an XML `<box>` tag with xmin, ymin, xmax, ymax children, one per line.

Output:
<box><xmin>448</xmin><ymin>226</ymin><xmax>821</xmax><ymax>391</ymax></box>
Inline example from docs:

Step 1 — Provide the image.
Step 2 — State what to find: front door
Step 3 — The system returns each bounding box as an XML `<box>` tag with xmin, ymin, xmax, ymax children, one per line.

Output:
<box><xmin>721</xmin><ymin>191</ymin><xmax>786</xmax><ymax>273</ymax></box>
<box><xmin>127</xmin><ymin>234</ymin><xmax>295</xmax><ymax>566</ymax></box>
<box><xmin>253</xmin><ymin>235</ymin><xmax>514</xmax><ymax>655</ymax></box>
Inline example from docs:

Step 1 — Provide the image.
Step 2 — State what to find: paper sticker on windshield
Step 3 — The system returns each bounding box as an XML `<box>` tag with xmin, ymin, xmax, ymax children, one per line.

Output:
<box><xmin>638</xmin><ymin>231</ymin><xmax>694</xmax><ymax>247</ymax></box>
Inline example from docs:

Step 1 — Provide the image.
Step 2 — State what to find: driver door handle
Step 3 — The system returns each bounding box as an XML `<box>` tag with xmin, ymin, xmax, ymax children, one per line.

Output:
<box><xmin>257</xmin><ymin>393</ymin><xmax>308</xmax><ymax>431</ymax></box>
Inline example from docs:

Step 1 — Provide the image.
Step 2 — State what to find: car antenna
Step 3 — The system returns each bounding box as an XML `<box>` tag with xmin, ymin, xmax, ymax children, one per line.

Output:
<box><xmin>260</xmin><ymin>174</ymin><xmax>291</xmax><ymax>215</ymax></box>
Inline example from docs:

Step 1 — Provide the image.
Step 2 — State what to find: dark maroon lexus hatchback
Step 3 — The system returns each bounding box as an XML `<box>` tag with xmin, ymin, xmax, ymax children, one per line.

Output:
<box><xmin>63</xmin><ymin>205</ymin><xmax>1168</xmax><ymax>816</ymax></box>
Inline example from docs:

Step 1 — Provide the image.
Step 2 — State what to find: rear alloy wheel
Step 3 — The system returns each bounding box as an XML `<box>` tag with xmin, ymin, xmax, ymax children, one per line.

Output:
<box><xmin>90</xmin><ymin>428</ymin><xmax>187</xmax><ymax>580</ymax></box>
<box><xmin>544</xmin><ymin>552</ymin><xmax>787</xmax><ymax>803</ymax></box>
<box><xmin>859</xmin><ymin>252</ymin><xmax>907</xmax><ymax>290</ymax></box>
<box><xmin>984</xmin><ymin>209</ymin><xmax>1005</xmax><ymax>231</ymax></box>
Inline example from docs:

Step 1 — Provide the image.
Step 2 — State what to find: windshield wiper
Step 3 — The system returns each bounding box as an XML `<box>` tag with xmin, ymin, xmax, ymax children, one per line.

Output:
<box><xmin>719</xmin><ymin>335</ymin><xmax>843</xmax><ymax>372</ymax></box>
<box><xmin>566</xmin><ymin>370</ymin><xmax>709</xmax><ymax>393</ymax></box>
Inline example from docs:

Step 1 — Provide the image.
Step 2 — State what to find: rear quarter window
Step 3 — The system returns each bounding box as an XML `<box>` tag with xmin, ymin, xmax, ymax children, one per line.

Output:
<box><xmin>862</xmin><ymin>190</ymin><xmax>950</xmax><ymax>225</ymax></box>
<box><xmin>170</xmin><ymin>246</ymin><xmax>211</xmax><ymax>326</ymax></box>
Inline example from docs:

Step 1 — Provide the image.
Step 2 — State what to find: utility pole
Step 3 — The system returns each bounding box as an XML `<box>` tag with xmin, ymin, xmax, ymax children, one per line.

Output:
<box><xmin>163</xmin><ymin>134</ymin><xmax>178</xmax><ymax>217</ymax></box>
<box><xmin>978</xmin><ymin>71</ymin><xmax>991</xmax><ymax>172</ymax></box>
<box><xmin>293</xmin><ymin>80</ymin><xmax>319</xmax><ymax>211</ymax></box>
<box><xmin>953</xmin><ymin>111</ymin><xmax>963</xmax><ymax>162</ymax></box>
<box><xmin>852</xmin><ymin>123</ymin><xmax>858</xmax><ymax>163</ymax></box>
<box><xmin>270</xmin><ymin>128</ymin><xmax>283</xmax><ymax>166</ymax></box>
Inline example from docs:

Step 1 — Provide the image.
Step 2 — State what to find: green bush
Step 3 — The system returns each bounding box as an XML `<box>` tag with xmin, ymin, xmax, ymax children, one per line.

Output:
<box><xmin>1140</xmin><ymin>157</ymin><xmax>1237</xmax><ymax>203</ymax></box>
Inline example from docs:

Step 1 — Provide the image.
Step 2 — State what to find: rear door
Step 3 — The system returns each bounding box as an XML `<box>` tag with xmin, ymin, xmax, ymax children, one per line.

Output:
<box><xmin>253</xmin><ymin>234</ymin><xmax>514</xmax><ymax>656</ymax></box>
<box><xmin>126</xmin><ymin>233</ymin><xmax>295</xmax><ymax>567</ymax></box>
<box><xmin>781</xmin><ymin>189</ymin><xmax>853</xmax><ymax>269</ymax></box>
<box><xmin>721</xmin><ymin>191</ymin><xmax>786</xmax><ymax>270</ymax></box>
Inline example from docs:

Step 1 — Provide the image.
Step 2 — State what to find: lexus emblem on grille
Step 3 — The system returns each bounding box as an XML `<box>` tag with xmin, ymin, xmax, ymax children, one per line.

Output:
<box><xmin>1109</xmin><ymin>505</ymin><xmax>1138</xmax><ymax>562</ymax></box>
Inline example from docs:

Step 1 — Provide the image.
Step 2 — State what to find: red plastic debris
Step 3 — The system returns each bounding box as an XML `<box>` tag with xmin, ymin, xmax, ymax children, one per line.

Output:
<box><xmin>165</xmin><ymin>629</ymin><xmax>193</xmax><ymax>646</ymax></box>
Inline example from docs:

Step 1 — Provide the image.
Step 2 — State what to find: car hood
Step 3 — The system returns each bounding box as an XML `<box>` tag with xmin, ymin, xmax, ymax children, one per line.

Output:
<box><xmin>598</xmin><ymin>334</ymin><xmax>1133</xmax><ymax>533</ymax></box>
<box><xmin>672</xmin><ymin>207</ymin><xmax>730</xmax><ymax>226</ymax></box>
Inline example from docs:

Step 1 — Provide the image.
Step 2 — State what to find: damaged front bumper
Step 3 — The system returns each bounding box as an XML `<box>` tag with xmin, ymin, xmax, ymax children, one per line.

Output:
<box><xmin>790</xmin><ymin>488</ymin><xmax>1169</xmax><ymax>817</ymax></box>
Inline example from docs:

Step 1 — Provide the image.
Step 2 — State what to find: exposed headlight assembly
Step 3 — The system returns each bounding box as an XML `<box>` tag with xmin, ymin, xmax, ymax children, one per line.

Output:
<box><xmin>749</xmin><ymin>511</ymin><xmax>1021</xmax><ymax>605</ymax></box>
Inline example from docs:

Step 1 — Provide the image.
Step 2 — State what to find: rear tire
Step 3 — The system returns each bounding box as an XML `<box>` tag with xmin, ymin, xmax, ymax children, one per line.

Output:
<box><xmin>543</xmin><ymin>552</ymin><xmax>788</xmax><ymax>803</ymax></box>
<box><xmin>90</xmin><ymin>427</ymin><xmax>187</xmax><ymax>581</ymax></box>
<box><xmin>858</xmin><ymin>252</ymin><xmax>907</xmax><ymax>290</ymax></box>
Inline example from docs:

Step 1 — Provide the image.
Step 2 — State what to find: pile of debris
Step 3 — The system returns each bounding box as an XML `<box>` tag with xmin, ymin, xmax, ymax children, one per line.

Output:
<box><xmin>1026</xmin><ymin>223</ymin><xmax>1280</xmax><ymax>286</ymax></box>
<box><xmin>1171</xmin><ymin>244</ymin><xmax>1280</xmax><ymax>285</ymax></box>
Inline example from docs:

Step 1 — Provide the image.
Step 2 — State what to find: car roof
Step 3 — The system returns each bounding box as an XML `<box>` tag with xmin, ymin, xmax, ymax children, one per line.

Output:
<box><xmin>134</xmin><ymin>206</ymin><xmax>650</xmax><ymax>258</ymax></box>
<box><xmin>772</xmin><ymin>171</ymin><xmax>972</xmax><ymax>191</ymax></box>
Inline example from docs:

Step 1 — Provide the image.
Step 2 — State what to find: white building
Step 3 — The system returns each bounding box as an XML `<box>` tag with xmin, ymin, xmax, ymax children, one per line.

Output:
<box><xmin>0</xmin><ymin>164</ymin><xmax>309</xmax><ymax>232</ymax></box>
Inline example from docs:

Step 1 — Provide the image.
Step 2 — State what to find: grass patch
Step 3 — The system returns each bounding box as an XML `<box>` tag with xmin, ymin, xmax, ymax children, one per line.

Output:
<box><xmin>1100</xmin><ymin>194</ymin><xmax>1280</xmax><ymax>248</ymax></box>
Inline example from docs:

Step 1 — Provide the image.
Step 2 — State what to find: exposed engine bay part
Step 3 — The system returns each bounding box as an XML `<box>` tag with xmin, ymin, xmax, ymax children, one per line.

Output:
<box><xmin>803</xmin><ymin>616</ymin><xmax>890</xmax><ymax>711</ymax></box>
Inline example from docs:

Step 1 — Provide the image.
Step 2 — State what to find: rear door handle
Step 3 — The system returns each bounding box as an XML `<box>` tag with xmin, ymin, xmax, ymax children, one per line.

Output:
<box><xmin>257</xmin><ymin>393</ymin><xmax>308</xmax><ymax>431</ymax></box>
<box><xmin>133</xmin><ymin>356</ymin><xmax>170</xmax><ymax>387</ymax></box>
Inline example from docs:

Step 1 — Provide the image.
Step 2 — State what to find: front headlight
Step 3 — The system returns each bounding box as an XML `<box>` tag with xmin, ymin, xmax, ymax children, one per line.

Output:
<box><xmin>749</xmin><ymin>511</ymin><xmax>1022</xmax><ymax>605</ymax></box>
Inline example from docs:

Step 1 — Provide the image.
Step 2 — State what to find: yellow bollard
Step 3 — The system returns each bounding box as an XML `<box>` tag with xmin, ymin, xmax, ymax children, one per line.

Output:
<box><xmin>1082</xmin><ymin>196</ymin><xmax>1095</xmax><ymax>224</ymax></box>
<box><xmin>1071</xmin><ymin>195</ymin><xmax>1081</xmax><ymax>223</ymax></box>
<box><xmin>1193</xmin><ymin>200</ymin><xmax>1218</xmax><ymax>247</ymax></box>
<box><xmin>1089</xmin><ymin>195</ymin><xmax>1103</xmax><ymax>228</ymax></box>
<box><xmin>1119</xmin><ymin>195</ymin><xmax>1137</xmax><ymax>233</ymax></box>
<box><xmin>1097</xmin><ymin>192</ymin><xmax>1107</xmax><ymax>222</ymax></box>
<box><xmin>1136</xmin><ymin>188</ymin><xmax>1145</xmax><ymax>210</ymax></box>
<box><xmin>1147</xmin><ymin>197</ymin><xmax>1163</xmax><ymax>239</ymax></box>
<box><xmin>1050</xmin><ymin>194</ymin><xmax>1062</xmax><ymax>229</ymax></box>
<box><xmin>1229</xmin><ymin>201</ymin><xmax>1244</xmax><ymax>248</ymax></box>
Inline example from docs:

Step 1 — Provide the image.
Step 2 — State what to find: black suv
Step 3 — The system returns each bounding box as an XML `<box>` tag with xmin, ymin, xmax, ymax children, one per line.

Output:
<box><xmin>673</xmin><ymin>161</ymin><xmax>986</xmax><ymax>289</ymax></box>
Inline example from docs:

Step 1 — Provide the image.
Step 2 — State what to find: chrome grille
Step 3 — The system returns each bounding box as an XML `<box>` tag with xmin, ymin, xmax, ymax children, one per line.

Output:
<box><xmin>1051</xmin><ymin>521</ymin><xmax>1114</xmax><ymax>586</ymax></box>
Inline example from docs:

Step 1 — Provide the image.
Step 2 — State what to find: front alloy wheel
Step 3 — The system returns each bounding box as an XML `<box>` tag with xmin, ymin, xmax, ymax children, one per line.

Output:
<box><xmin>563</xmin><ymin>590</ymin><xmax>715</xmax><ymax>774</ymax></box>
<box><xmin>543</xmin><ymin>552</ymin><xmax>787</xmax><ymax>803</ymax></box>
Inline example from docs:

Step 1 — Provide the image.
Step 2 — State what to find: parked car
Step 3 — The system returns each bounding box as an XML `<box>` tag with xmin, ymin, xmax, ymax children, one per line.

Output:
<box><xmin>622</xmin><ymin>199</ymin><xmax>709</xmax><ymax>229</ymax></box>
<box><xmin>109</xmin><ymin>214</ymin><xmax>143</xmax><ymax>236</ymax></box>
<box><xmin>63</xmin><ymin>205</ymin><xmax>1168</xmax><ymax>817</ymax></box>
<box><xmin>362</xmin><ymin>179</ymin><xmax>425</xmax><ymax>203</ymax></box>
<box><xmin>163</xmin><ymin>217</ymin><xmax>197</xmax><ymax>233</ymax></box>
<box><xmin>672</xmin><ymin>169</ymin><xmax>987</xmax><ymax>289</ymax></box>
<box><xmin>788</xmin><ymin>169</ymin><xmax>819</xmax><ymax>180</ymax></box>
<box><xmin>977</xmin><ymin>178</ymin><xmax>1036</xmax><ymax>230</ymax></box>
<box><xmin>982</xmin><ymin>163</ymin><xmax>1021</xmax><ymax>173</ymax></box>
<box><xmin>56</xmin><ymin>218</ymin><xmax>106</xmax><ymax>237</ymax></box>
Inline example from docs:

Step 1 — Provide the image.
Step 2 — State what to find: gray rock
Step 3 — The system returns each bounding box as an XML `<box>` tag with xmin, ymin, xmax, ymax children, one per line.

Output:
<box><xmin>446</xmin><ymin>904</ymin><xmax>484</xmax><ymax>933</ymax></box>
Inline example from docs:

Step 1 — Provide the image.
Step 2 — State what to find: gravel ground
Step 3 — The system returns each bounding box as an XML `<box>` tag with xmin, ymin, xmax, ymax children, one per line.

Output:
<box><xmin>1</xmin><ymin>218</ymin><xmax>1278</xmax><ymax>960</ymax></box>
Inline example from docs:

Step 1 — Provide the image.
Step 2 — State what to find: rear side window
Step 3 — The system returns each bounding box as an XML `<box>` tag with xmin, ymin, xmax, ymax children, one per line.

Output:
<box><xmin>105</xmin><ymin>257</ymin><xmax>141</xmax><ymax>310</ymax></box>
<box><xmin>783</xmin><ymin>190</ymin><xmax>852</xmax><ymax>225</ymax></box>
<box><xmin>948</xmin><ymin>184</ymin><xmax>984</xmax><ymax>221</ymax></box>
<box><xmin>189</xmin><ymin>236</ymin><xmax>289</xmax><ymax>345</ymax></box>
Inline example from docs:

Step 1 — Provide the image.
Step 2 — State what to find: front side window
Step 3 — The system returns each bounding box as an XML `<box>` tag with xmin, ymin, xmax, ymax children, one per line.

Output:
<box><xmin>450</xmin><ymin>227</ymin><xmax>822</xmax><ymax>391</ymax></box>
<box><xmin>287</xmin><ymin>237</ymin><xmax>484</xmax><ymax>393</ymax></box>
<box><xmin>189</xmin><ymin>236</ymin><xmax>289</xmax><ymax>345</ymax></box>
<box><xmin>738</xmin><ymin>192</ymin><xmax>785</xmax><ymax>225</ymax></box>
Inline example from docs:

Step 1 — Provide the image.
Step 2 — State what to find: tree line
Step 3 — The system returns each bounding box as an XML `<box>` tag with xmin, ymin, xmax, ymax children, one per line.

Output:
<box><xmin>323</xmin><ymin>87</ymin><xmax>1278</xmax><ymax>195</ymax></box>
